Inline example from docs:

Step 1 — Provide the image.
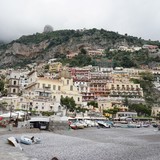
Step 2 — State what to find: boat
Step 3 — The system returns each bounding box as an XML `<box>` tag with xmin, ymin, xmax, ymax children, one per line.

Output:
<box><xmin>142</xmin><ymin>124</ymin><xmax>150</xmax><ymax>128</ymax></box>
<box><xmin>20</xmin><ymin>135</ymin><xmax>32</xmax><ymax>145</ymax></box>
<box><xmin>70</xmin><ymin>123</ymin><xmax>77</xmax><ymax>129</ymax></box>
<box><xmin>20</xmin><ymin>135</ymin><xmax>41</xmax><ymax>145</ymax></box>
<box><xmin>127</xmin><ymin>123</ymin><xmax>137</xmax><ymax>128</ymax></box>
<box><xmin>152</xmin><ymin>124</ymin><xmax>158</xmax><ymax>128</ymax></box>
<box><xmin>75</xmin><ymin>122</ymin><xmax>84</xmax><ymax>129</ymax></box>
<box><xmin>97</xmin><ymin>121</ymin><xmax>111</xmax><ymax>128</ymax></box>
<box><xmin>7</xmin><ymin>137</ymin><xmax>23</xmax><ymax>150</ymax></box>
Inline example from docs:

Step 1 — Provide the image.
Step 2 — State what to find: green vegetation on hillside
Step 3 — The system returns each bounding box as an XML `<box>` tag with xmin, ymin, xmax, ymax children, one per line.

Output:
<box><xmin>14</xmin><ymin>30</ymin><xmax>76</xmax><ymax>45</ymax></box>
<box><xmin>130</xmin><ymin>72</ymin><xmax>156</xmax><ymax>105</ymax></box>
<box><xmin>12</xmin><ymin>28</ymin><xmax>159</xmax><ymax>48</ymax></box>
<box><xmin>104</xmin><ymin>50</ymin><xmax>151</xmax><ymax>68</ymax></box>
<box><xmin>1</xmin><ymin>28</ymin><xmax>160</xmax><ymax>69</ymax></box>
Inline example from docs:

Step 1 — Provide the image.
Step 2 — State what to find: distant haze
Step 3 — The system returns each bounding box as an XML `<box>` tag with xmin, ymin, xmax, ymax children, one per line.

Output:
<box><xmin>0</xmin><ymin>0</ymin><xmax>160</xmax><ymax>42</ymax></box>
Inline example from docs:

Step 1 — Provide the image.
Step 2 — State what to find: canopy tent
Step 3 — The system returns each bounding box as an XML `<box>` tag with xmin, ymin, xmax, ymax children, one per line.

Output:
<box><xmin>0</xmin><ymin>112</ymin><xmax>18</xmax><ymax>118</ymax></box>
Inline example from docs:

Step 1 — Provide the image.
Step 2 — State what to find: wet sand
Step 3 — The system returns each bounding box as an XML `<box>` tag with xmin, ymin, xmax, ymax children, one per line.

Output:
<box><xmin>0</xmin><ymin>127</ymin><xmax>160</xmax><ymax>160</ymax></box>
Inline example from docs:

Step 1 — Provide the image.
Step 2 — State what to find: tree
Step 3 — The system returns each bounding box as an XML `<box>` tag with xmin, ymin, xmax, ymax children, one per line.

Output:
<box><xmin>130</xmin><ymin>71</ymin><xmax>156</xmax><ymax>105</ymax></box>
<box><xmin>79</xmin><ymin>48</ymin><xmax>87</xmax><ymax>55</ymax></box>
<box><xmin>103</xmin><ymin>107</ymin><xmax>120</xmax><ymax>118</ymax></box>
<box><xmin>87</xmin><ymin>101</ymin><xmax>98</xmax><ymax>108</ymax></box>
<box><xmin>140</xmin><ymin>71</ymin><xmax>154</xmax><ymax>82</ymax></box>
<box><xmin>123</xmin><ymin>97</ymin><xmax>129</xmax><ymax>107</ymax></box>
<box><xmin>1</xmin><ymin>89</ymin><xmax>7</xmax><ymax>96</ymax></box>
<box><xmin>0</xmin><ymin>102</ymin><xmax>8</xmax><ymax>112</ymax></box>
<box><xmin>156</xmin><ymin>112</ymin><xmax>160</xmax><ymax>120</ymax></box>
<box><xmin>60</xmin><ymin>96</ymin><xmax>76</xmax><ymax>116</ymax></box>
<box><xmin>44</xmin><ymin>64</ymin><xmax>49</xmax><ymax>70</ymax></box>
<box><xmin>76</xmin><ymin>106</ymin><xmax>89</xmax><ymax>116</ymax></box>
<box><xmin>0</xmin><ymin>80</ymin><xmax>4</xmax><ymax>92</ymax></box>
<box><xmin>129</xmin><ymin>103</ymin><xmax>151</xmax><ymax>116</ymax></box>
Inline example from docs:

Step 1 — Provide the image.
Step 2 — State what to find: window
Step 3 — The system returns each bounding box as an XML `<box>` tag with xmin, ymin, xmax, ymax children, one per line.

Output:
<box><xmin>53</xmin><ymin>85</ymin><xmax>56</xmax><ymax>90</ymax></box>
<box><xmin>42</xmin><ymin>107</ymin><xmax>44</xmax><ymax>109</ymax></box>
<box><xmin>48</xmin><ymin>84</ymin><xmax>51</xmax><ymax>88</ymax></box>
<box><xmin>13</xmin><ymin>88</ymin><xmax>16</xmax><ymax>93</ymax></box>
<box><xmin>78</xmin><ymin>97</ymin><xmax>80</xmax><ymax>101</ymax></box>
<box><xmin>67</xmin><ymin>80</ymin><xmax>69</xmax><ymax>85</ymax></box>
<box><xmin>43</xmin><ymin>84</ymin><xmax>45</xmax><ymax>88</ymax></box>
<box><xmin>58</xmin><ymin>86</ymin><xmax>61</xmax><ymax>90</ymax></box>
<box><xmin>70</xmin><ymin>85</ymin><xmax>73</xmax><ymax>91</ymax></box>
<box><xmin>13</xmin><ymin>81</ymin><xmax>17</xmax><ymax>85</ymax></box>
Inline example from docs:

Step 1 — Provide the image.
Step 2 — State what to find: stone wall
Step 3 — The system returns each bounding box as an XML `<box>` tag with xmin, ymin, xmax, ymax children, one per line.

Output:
<box><xmin>48</xmin><ymin>121</ymin><xmax>69</xmax><ymax>132</ymax></box>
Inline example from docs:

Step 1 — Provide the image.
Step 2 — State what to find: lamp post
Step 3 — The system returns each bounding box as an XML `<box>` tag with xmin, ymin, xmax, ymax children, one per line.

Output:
<box><xmin>9</xmin><ymin>103</ymin><xmax>14</xmax><ymax>123</ymax></box>
<box><xmin>8</xmin><ymin>103</ymin><xmax>14</xmax><ymax>131</ymax></box>
<box><xmin>26</xmin><ymin>102</ymin><xmax>29</xmax><ymax>120</ymax></box>
<box><xmin>9</xmin><ymin>105</ymin><xmax>12</xmax><ymax>123</ymax></box>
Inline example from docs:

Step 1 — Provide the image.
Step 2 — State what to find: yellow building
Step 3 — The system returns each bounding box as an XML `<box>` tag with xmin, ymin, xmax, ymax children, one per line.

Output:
<box><xmin>24</xmin><ymin>71</ymin><xmax>82</xmax><ymax>111</ymax></box>
<box><xmin>49</xmin><ymin>62</ymin><xmax>62</xmax><ymax>73</ymax></box>
<box><xmin>152</xmin><ymin>107</ymin><xmax>160</xmax><ymax>117</ymax></box>
<box><xmin>97</xmin><ymin>97</ymin><xmax>128</xmax><ymax>113</ymax></box>
<box><xmin>107</xmin><ymin>82</ymin><xmax>143</xmax><ymax>98</ymax></box>
<box><xmin>37</xmin><ymin>77</ymin><xmax>82</xmax><ymax>105</ymax></box>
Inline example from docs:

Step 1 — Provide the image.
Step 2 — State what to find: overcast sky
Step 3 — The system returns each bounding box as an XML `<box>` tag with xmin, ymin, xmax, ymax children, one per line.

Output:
<box><xmin>0</xmin><ymin>0</ymin><xmax>160</xmax><ymax>42</ymax></box>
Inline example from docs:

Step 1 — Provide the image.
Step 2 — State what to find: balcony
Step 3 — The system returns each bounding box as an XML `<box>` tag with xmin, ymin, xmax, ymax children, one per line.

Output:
<box><xmin>82</xmin><ymin>98</ymin><xmax>95</xmax><ymax>102</ymax></box>
<box><xmin>34</xmin><ymin>96</ymin><xmax>53</xmax><ymax>102</ymax></box>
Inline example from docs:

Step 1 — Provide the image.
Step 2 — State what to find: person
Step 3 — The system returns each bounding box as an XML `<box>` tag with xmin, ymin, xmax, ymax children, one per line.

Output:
<box><xmin>68</xmin><ymin>120</ymin><xmax>71</xmax><ymax>130</ymax></box>
<box><xmin>31</xmin><ymin>136</ymin><xmax>34</xmax><ymax>142</ymax></box>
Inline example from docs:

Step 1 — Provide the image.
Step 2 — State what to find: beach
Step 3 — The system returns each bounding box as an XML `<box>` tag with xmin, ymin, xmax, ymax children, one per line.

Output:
<box><xmin>0</xmin><ymin>127</ymin><xmax>160</xmax><ymax>160</ymax></box>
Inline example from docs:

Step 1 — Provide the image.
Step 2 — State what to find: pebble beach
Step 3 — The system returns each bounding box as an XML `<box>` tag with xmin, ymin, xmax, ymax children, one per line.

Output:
<box><xmin>0</xmin><ymin>127</ymin><xmax>160</xmax><ymax>160</ymax></box>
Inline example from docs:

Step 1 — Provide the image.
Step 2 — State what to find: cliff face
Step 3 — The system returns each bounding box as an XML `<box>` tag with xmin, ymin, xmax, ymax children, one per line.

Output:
<box><xmin>0</xmin><ymin>28</ymin><xmax>154</xmax><ymax>68</ymax></box>
<box><xmin>0</xmin><ymin>40</ymin><xmax>49</xmax><ymax>67</ymax></box>
<box><xmin>5</xmin><ymin>41</ymin><xmax>49</xmax><ymax>56</ymax></box>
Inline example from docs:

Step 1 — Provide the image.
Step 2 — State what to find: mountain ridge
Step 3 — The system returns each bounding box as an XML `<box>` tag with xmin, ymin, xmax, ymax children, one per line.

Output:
<box><xmin>0</xmin><ymin>28</ymin><xmax>159</xmax><ymax>68</ymax></box>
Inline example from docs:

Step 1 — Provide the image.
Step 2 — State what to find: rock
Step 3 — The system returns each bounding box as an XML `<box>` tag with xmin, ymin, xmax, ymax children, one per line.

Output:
<box><xmin>43</xmin><ymin>25</ymin><xmax>53</xmax><ymax>33</ymax></box>
<box><xmin>51</xmin><ymin>157</ymin><xmax>58</xmax><ymax>160</ymax></box>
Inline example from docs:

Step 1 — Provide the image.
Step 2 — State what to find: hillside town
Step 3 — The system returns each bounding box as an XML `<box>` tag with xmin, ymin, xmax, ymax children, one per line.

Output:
<box><xmin>2</xmin><ymin>1</ymin><xmax>160</xmax><ymax>159</ymax></box>
<box><xmin>1</xmin><ymin>48</ymin><xmax>160</xmax><ymax>129</ymax></box>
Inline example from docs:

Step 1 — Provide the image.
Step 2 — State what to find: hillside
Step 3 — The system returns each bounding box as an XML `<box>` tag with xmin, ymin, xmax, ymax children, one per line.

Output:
<box><xmin>0</xmin><ymin>28</ymin><xmax>160</xmax><ymax>68</ymax></box>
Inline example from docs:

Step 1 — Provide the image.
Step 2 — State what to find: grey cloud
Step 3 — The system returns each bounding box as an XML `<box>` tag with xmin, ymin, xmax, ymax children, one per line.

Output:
<box><xmin>0</xmin><ymin>0</ymin><xmax>160</xmax><ymax>42</ymax></box>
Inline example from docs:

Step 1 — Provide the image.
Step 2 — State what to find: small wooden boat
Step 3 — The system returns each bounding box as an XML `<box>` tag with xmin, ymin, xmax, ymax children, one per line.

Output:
<box><xmin>152</xmin><ymin>124</ymin><xmax>158</xmax><ymax>128</ymax></box>
<box><xmin>76</xmin><ymin>122</ymin><xmax>84</xmax><ymax>129</ymax></box>
<box><xmin>97</xmin><ymin>121</ymin><xmax>111</xmax><ymax>128</ymax></box>
<box><xmin>70</xmin><ymin>123</ymin><xmax>77</xmax><ymax>129</ymax></box>
<box><xmin>8</xmin><ymin>137</ymin><xmax>23</xmax><ymax>150</ymax></box>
